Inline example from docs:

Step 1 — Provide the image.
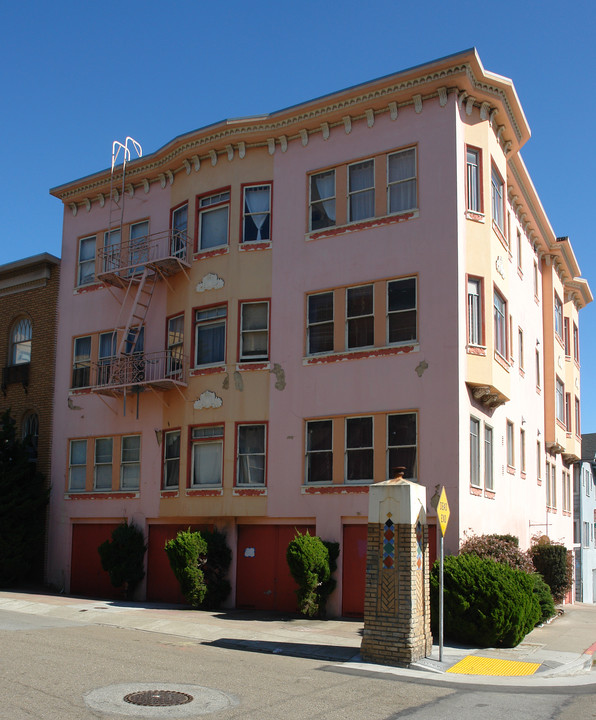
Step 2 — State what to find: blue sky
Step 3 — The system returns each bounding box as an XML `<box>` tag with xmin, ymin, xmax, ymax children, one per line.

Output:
<box><xmin>1</xmin><ymin>0</ymin><xmax>595</xmax><ymax>429</ymax></box>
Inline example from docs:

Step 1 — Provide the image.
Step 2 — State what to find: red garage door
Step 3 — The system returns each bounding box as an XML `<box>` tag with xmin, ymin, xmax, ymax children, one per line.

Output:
<box><xmin>146</xmin><ymin>524</ymin><xmax>210</xmax><ymax>604</ymax></box>
<box><xmin>236</xmin><ymin>525</ymin><xmax>314</xmax><ymax>612</ymax></box>
<box><xmin>342</xmin><ymin>524</ymin><xmax>367</xmax><ymax>617</ymax></box>
<box><xmin>70</xmin><ymin>523</ymin><xmax>120</xmax><ymax>599</ymax></box>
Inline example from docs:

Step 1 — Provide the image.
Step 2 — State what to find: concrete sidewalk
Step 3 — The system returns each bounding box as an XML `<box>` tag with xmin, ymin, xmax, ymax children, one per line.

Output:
<box><xmin>0</xmin><ymin>590</ymin><xmax>594</xmax><ymax>687</ymax></box>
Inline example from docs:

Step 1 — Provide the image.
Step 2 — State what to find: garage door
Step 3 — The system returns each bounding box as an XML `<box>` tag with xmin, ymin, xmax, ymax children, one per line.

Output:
<box><xmin>146</xmin><ymin>524</ymin><xmax>211</xmax><ymax>604</ymax></box>
<box><xmin>342</xmin><ymin>524</ymin><xmax>367</xmax><ymax>617</ymax></box>
<box><xmin>236</xmin><ymin>525</ymin><xmax>314</xmax><ymax>612</ymax></box>
<box><xmin>70</xmin><ymin>523</ymin><xmax>121</xmax><ymax>599</ymax></box>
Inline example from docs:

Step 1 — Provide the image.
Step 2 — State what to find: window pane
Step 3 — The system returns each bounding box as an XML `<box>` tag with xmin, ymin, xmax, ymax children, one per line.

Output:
<box><xmin>200</xmin><ymin>205</ymin><xmax>229</xmax><ymax>249</ymax></box>
<box><xmin>239</xmin><ymin>425</ymin><xmax>264</xmax><ymax>454</ymax></box>
<box><xmin>308</xmin><ymin>293</ymin><xmax>334</xmax><ymax>354</ymax></box>
<box><xmin>95</xmin><ymin>437</ymin><xmax>112</xmax><ymax>463</ymax></box>
<box><xmin>346</xmin><ymin>417</ymin><xmax>373</xmax><ymax>481</ymax></box>
<box><xmin>347</xmin><ymin>285</ymin><xmax>374</xmax><ymax>349</ymax></box>
<box><xmin>387</xmin><ymin>413</ymin><xmax>417</xmax><ymax>479</ymax></box>
<box><xmin>388</xmin><ymin>278</ymin><xmax>416</xmax><ymax>343</ymax></box>
<box><xmin>238</xmin><ymin>425</ymin><xmax>265</xmax><ymax>485</ymax></box>
<box><xmin>241</xmin><ymin>303</ymin><xmax>268</xmax><ymax>359</ymax></box>
<box><xmin>192</xmin><ymin>442</ymin><xmax>222</xmax><ymax>485</ymax></box>
<box><xmin>310</xmin><ymin>170</ymin><xmax>336</xmax><ymax>231</ymax></box>
<box><xmin>122</xmin><ymin>435</ymin><xmax>140</xmax><ymax>462</ymax></box>
<box><xmin>196</xmin><ymin>322</ymin><xmax>226</xmax><ymax>364</ymax></box>
<box><xmin>164</xmin><ymin>430</ymin><xmax>180</xmax><ymax>488</ymax></box>
<box><xmin>243</xmin><ymin>185</ymin><xmax>271</xmax><ymax>242</ymax></box>
<box><xmin>388</xmin><ymin>149</ymin><xmax>417</xmax><ymax>213</ymax></box>
<box><xmin>349</xmin><ymin>160</ymin><xmax>374</xmax><ymax>221</ymax></box>
<box><xmin>70</xmin><ymin>439</ymin><xmax>87</xmax><ymax>465</ymax></box>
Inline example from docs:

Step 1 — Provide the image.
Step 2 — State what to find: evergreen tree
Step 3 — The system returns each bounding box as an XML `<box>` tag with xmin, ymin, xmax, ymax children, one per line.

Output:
<box><xmin>0</xmin><ymin>409</ymin><xmax>49</xmax><ymax>586</ymax></box>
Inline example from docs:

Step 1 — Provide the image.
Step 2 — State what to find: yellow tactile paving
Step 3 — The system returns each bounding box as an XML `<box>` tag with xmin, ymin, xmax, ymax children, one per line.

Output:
<box><xmin>447</xmin><ymin>655</ymin><xmax>541</xmax><ymax>676</ymax></box>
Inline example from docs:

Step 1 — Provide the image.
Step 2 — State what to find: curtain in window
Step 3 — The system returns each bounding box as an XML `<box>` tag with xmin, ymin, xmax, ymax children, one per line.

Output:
<box><xmin>314</xmin><ymin>172</ymin><xmax>336</xmax><ymax>220</ymax></box>
<box><xmin>244</xmin><ymin>187</ymin><xmax>270</xmax><ymax>242</ymax></box>
<box><xmin>349</xmin><ymin>161</ymin><xmax>374</xmax><ymax>220</ymax></box>
<box><xmin>197</xmin><ymin>322</ymin><xmax>225</xmax><ymax>364</ymax></box>
<box><xmin>171</xmin><ymin>205</ymin><xmax>188</xmax><ymax>256</ymax></box>
<box><xmin>242</xmin><ymin>304</ymin><xmax>268</xmax><ymax>357</ymax></box>
<box><xmin>238</xmin><ymin>426</ymin><xmax>265</xmax><ymax>484</ymax></box>
<box><xmin>164</xmin><ymin>431</ymin><xmax>180</xmax><ymax>487</ymax></box>
<box><xmin>388</xmin><ymin>150</ymin><xmax>416</xmax><ymax>213</ymax></box>
<box><xmin>201</xmin><ymin>206</ymin><xmax>228</xmax><ymax>249</ymax></box>
<box><xmin>79</xmin><ymin>237</ymin><xmax>96</xmax><ymax>284</ymax></box>
<box><xmin>193</xmin><ymin>442</ymin><xmax>222</xmax><ymax>485</ymax></box>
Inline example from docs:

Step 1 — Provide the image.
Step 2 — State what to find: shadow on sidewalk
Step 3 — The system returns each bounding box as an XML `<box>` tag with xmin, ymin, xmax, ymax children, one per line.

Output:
<box><xmin>204</xmin><ymin>637</ymin><xmax>360</xmax><ymax>662</ymax></box>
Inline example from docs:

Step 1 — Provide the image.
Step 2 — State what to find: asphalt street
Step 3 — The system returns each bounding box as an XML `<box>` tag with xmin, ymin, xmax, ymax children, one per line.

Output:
<box><xmin>0</xmin><ymin>606</ymin><xmax>595</xmax><ymax>720</ymax></box>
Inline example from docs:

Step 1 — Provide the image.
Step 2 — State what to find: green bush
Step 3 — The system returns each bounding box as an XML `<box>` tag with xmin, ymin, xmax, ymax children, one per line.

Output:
<box><xmin>201</xmin><ymin>529</ymin><xmax>232</xmax><ymax>609</ymax></box>
<box><xmin>0</xmin><ymin>409</ymin><xmax>49</xmax><ymax>587</ymax></box>
<box><xmin>529</xmin><ymin>538</ymin><xmax>572</xmax><ymax>603</ymax></box>
<box><xmin>431</xmin><ymin>554</ymin><xmax>541</xmax><ymax>647</ymax></box>
<box><xmin>531</xmin><ymin>573</ymin><xmax>556</xmax><ymax>623</ymax></box>
<box><xmin>459</xmin><ymin>533</ymin><xmax>534</xmax><ymax>573</ymax></box>
<box><xmin>286</xmin><ymin>531</ymin><xmax>336</xmax><ymax>618</ymax></box>
<box><xmin>98</xmin><ymin>522</ymin><xmax>146</xmax><ymax>598</ymax></box>
<box><xmin>164</xmin><ymin>530</ymin><xmax>208</xmax><ymax>607</ymax></box>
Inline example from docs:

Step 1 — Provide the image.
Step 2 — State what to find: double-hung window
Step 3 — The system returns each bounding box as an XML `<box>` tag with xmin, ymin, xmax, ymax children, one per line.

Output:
<box><xmin>103</xmin><ymin>229</ymin><xmax>121</xmax><ymax>273</ymax></box>
<box><xmin>78</xmin><ymin>236</ymin><xmax>96</xmax><ymax>285</ymax></box>
<box><xmin>466</xmin><ymin>148</ymin><xmax>481</xmax><ymax>212</ymax></box>
<box><xmin>493</xmin><ymin>290</ymin><xmax>507</xmax><ymax>358</ymax></box>
<box><xmin>171</xmin><ymin>204</ymin><xmax>188</xmax><ymax>258</ymax></box>
<box><xmin>69</xmin><ymin>439</ymin><xmax>87</xmax><ymax>491</ymax></box>
<box><xmin>307</xmin><ymin>292</ymin><xmax>334</xmax><ymax>355</ymax></box>
<box><xmin>520</xmin><ymin>429</ymin><xmax>526</xmax><ymax>473</ymax></box>
<box><xmin>555</xmin><ymin>378</ymin><xmax>565</xmax><ymax>424</ymax></box>
<box><xmin>470</xmin><ymin>417</ymin><xmax>480</xmax><ymax>487</ymax></box>
<box><xmin>467</xmin><ymin>279</ymin><xmax>482</xmax><ymax>346</ymax></box>
<box><xmin>346</xmin><ymin>285</ymin><xmax>374</xmax><ymax>349</ymax></box>
<box><xmin>198</xmin><ymin>190</ymin><xmax>230</xmax><ymax>250</ymax></box>
<box><xmin>387</xmin><ymin>277</ymin><xmax>417</xmax><ymax>343</ymax></box>
<box><xmin>518</xmin><ymin>328</ymin><xmax>524</xmax><ymax>370</ymax></box>
<box><xmin>191</xmin><ymin>426</ymin><xmax>223</xmax><ymax>486</ymax></box>
<box><xmin>554</xmin><ymin>294</ymin><xmax>563</xmax><ymax>340</ymax></box>
<box><xmin>240</xmin><ymin>302</ymin><xmax>269</xmax><ymax>361</ymax></box>
<box><xmin>388</xmin><ymin>148</ymin><xmax>417</xmax><ymax>214</ymax></box>
<box><xmin>348</xmin><ymin>160</ymin><xmax>375</xmax><ymax>222</ymax></box>
<box><xmin>345</xmin><ymin>416</ymin><xmax>373</xmax><ymax>482</ymax></box>
<box><xmin>195</xmin><ymin>306</ymin><xmax>226</xmax><ymax>367</ymax></box>
<box><xmin>387</xmin><ymin>412</ymin><xmax>417</xmax><ymax>480</ymax></box>
<box><xmin>94</xmin><ymin>437</ymin><xmax>113</xmax><ymax>490</ymax></box>
<box><xmin>120</xmin><ymin>435</ymin><xmax>140</xmax><ymax>490</ymax></box>
<box><xmin>506</xmin><ymin>421</ymin><xmax>515</xmax><ymax>467</ymax></box>
<box><xmin>575</xmin><ymin>397</ymin><xmax>581</xmax><ymax>436</ymax></box>
<box><xmin>484</xmin><ymin>426</ymin><xmax>494</xmax><ymax>490</ymax></box>
<box><xmin>305</xmin><ymin>420</ymin><xmax>333</xmax><ymax>483</ymax></box>
<box><xmin>243</xmin><ymin>184</ymin><xmax>271</xmax><ymax>243</ymax></box>
<box><xmin>167</xmin><ymin>315</ymin><xmax>184</xmax><ymax>376</ymax></box>
<box><xmin>237</xmin><ymin>424</ymin><xmax>266</xmax><ymax>485</ymax></box>
<box><xmin>573</xmin><ymin>323</ymin><xmax>579</xmax><ymax>362</ymax></box>
<box><xmin>309</xmin><ymin>170</ymin><xmax>336</xmax><ymax>231</ymax></box>
<box><xmin>129</xmin><ymin>220</ymin><xmax>149</xmax><ymax>272</ymax></box>
<box><xmin>163</xmin><ymin>430</ymin><xmax>180</xmax><ymax>488</ymax></box>
<box><xmin>491</xmin><ymin>165</ymin><xmax>504</xmax><ymax>232</ymax></box>
<box><xmin>98</xmin><ymin>331</ymin><xmax>116</xmax><ymax>385</ymax></box>
<box><xmin>72</xmin><ymin>336</ymin><xmax>92</xmax><ymax>388</ymax></box>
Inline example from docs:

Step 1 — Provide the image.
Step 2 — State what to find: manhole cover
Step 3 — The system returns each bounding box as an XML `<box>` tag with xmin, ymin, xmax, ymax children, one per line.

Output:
<box><xmin>124</xmin><ymin>690</ymin><xmax>193</xmax><ymax>707</ymax></box>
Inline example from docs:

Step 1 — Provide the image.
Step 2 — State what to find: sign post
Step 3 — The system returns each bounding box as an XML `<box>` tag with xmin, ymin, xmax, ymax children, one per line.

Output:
<box><xmin>436</xmin><ymin>487</ymin><xmax>450</xmax><ymax>663</ymax></box>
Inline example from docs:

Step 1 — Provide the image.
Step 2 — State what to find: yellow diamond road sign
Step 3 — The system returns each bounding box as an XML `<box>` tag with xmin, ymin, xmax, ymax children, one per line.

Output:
<box><xmin>438</xmin><ymin>487</ymin><xmax>450</xmax><ymax>536</ymax></box>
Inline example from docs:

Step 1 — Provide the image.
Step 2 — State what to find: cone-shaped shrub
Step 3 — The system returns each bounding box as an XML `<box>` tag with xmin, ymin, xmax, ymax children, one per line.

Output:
<box><xmin>286</xmin><ymin>531</ymin><xmax>332</xmax><ymax>617</ymax></box>
<box><xmin>98</xmin><ymin>522</ymin><xmax>146</xmax><ymax>598</ymax></box>
<box><xmin>431</xmin><ymin>553</ymin><xmax>540</xmax><ymax>647</ymax></box>
<box><xmin>165</xmin><ymin>530</ymin><xmax>208</xmax><ymax>607</ymax></box>
<box><xmin>529</xmin><ymin>539</ymin><xmax>572</xmax><ymax>604</ymax></box>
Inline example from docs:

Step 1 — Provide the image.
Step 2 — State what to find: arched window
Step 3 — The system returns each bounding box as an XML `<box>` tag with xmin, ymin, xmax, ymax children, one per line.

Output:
<box><xmin>10</xmin><ymin>318</ymin><xmax>32</xmax><ymax>365</ymax></box>
<box><xmin>22</xmin><ymin>412</ymin><xmax>39</xmax><ymax>461</ymax></box>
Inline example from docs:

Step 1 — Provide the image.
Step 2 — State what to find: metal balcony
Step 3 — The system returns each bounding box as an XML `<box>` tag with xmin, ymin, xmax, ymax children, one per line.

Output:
<box><xmin>72</xmin><ymin>351</ymin><xmax>188</xmax><ymax>396</ymax></box>
<box><xmin>97</xmin><ymin>230</ymin><xmax>191</xmax><ymax>287</ymax></box>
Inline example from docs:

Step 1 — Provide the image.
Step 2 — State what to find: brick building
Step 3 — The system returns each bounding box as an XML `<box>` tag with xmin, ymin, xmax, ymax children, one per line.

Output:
<box><xmin>0</xmin><ymin>253</ymin><xmax>60</xmax><ymax>481</ymax></box>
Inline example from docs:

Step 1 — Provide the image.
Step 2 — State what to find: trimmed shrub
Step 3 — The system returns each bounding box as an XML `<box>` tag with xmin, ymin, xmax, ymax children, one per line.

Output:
<box><xmin>98</xmin><ymin>522</ymin><xmax>146</xmax><ymax>599</ymax></box>
<box><xmin>430</xmin><ymin>553</ymin><xmax>541</xmax><ymax>647</ymax></box>
<box><xmin>165</xmin><ymin>530</ymin><xmax>208</xmax><ymax>607</ymax></box>
<box><xmin>531</xmin><ymin>573</ymin><xmax>556</xmax><ymax>623</ymax></box>
<box><xmin>0</xmin><ymin>409</ymin><xmax>49</xmax><ymax>587</ymax></box>
<box><xmin>459</xmin><ymin>533</ymin><xmax>534</xmax><ymax>573</ymax></box>
<box><xmin>286</xmin><ymin>531</ymin><xmax>335</xmax><ymax>618</ymax></box>
<box><xmin>529</xmin><ymin>537</ymin><xmax>572</xmax><ymax>603</ymax></box>
<box><xmin>201</xmin><ymin>529</ymin><xmax>232</xmax><ymax>609</ymax></box>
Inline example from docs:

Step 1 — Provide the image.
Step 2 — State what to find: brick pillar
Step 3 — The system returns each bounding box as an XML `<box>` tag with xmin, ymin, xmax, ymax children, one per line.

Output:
<box><xmin>360</xmin><ymin>479</ymin><xmax>432</xmax><ymax>667</ymax></box>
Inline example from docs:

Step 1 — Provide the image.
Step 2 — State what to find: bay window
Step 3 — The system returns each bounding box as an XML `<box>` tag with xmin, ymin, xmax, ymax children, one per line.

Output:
<box><xmin>191</xmin><ymin>426</ymin><xmax>223</xmax><ymax>486</ymax></box>
<box><xmin>237</xmin><ymin>424</ymin><xmax>266</xmax><ymax>485</ymax></box>
<box><xmin>198</xmin><ymin>190</ymin><xmax>230</xmax><ymax>250</ymax></box>
<box><xmin>348</xmin><ymin>159</ymin><xmax>375</xmax><ymax>221</ymax></box>
<box><xmin>243</xmin><ymin>184</ymin><xmax>271</xmax><ymax>242</ymax></box>
<box><xmin>388</xmin><ymin>147</ymin><xmax>417</xmax><ymax>213</ymax></box>
<box><xmin>240</xmin><ymin>302</ymin><xmax>269</xmax><ymax>361</ymax></box>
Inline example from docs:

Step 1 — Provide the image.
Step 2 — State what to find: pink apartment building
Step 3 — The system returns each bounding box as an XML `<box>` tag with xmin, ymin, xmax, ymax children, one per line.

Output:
<box><xmin>47</xmin><ymin>49</ymin><xmax>591</xmax><ymax>616</ymax></box>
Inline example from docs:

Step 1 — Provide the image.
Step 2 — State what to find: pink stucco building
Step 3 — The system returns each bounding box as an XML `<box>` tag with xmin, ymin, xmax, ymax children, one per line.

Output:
<box><xmin>47</xmin><ymin>49</ymin><xmax>591</xmax><ymax>615</ymax></box>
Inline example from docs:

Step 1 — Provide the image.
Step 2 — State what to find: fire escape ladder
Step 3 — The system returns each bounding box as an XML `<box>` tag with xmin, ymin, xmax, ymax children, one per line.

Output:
<box><xmin>116</xmin><ymin>269</ymin><xmax>157</xmax><ymax>357</ymax></box>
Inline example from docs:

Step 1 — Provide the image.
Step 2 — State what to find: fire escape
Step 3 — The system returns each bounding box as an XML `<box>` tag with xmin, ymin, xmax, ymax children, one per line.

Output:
<box><xmin>90</xmin><ymin>137</ymin><xmax>190</xmax><ymax>409</ymax></box>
